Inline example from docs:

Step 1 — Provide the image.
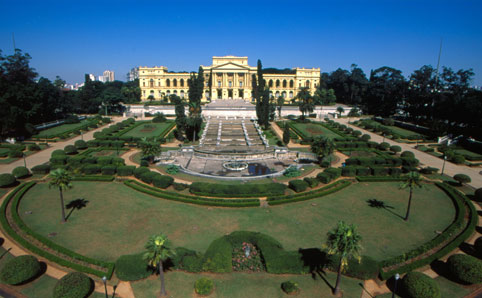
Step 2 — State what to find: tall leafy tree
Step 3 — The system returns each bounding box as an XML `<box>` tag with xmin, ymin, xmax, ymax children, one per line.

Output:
<box><xmin>365</xmin><ymin>67</ymin><xmax>406</xmax><ymax>117</ymax></box>
<box><xmin>348</xmin><ymin>64</ymin><xmax>369</xmax><ymax>105</ymax></box>
<box><xmin>283</xmin><ymin>123</ymin><xmax>290</xmax><ymax>145</ymax></box>
<box><xmin>186</xmin><ymin>66</ymin><xmax>204</xmax><ymax>141</ymax></box>
<box><xmin>296</xmin><ymin>87</ymin><xmax>314</xmax><ymax>118</ymax></box>
<box><xmin>400</xmin><ymin>171</ymin><xmax>423</xmax><ymax>221</ymax></box>
<box><xmin>252</xmin><ymin>60</ymin><xmax>270</xmax><ymax>129</ymax></box>
<box><xmin>311</xmin><ymin>136</ymin><xmax>335</xmax><ymax>166</ymax></box>
<box><xmin>139</xmin><ymin>137</ymin><xmax>162</xmax><ymax>163</ymax></box>
<box><xmin>48</xmin><ymin>168</ymin><xmax>72</xmax><ymax>223</ymax></box>
<box><xmin>144</xmin><ymin>234</ymin><xmax>175</xmax><ymax>297</ymax></box>
<box><xmin>325</xmin><ymin>221</ymin><xmax>362</xmax><ymax>296</ymax></box>
<box><xmin>276</xmin><ymin>96</ymin><xmax>284</xmax><ymax>118</ymax></box>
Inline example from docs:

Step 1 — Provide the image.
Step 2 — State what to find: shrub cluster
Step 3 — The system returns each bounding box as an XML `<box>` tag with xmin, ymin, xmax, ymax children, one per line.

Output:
<box><xmin>53</xmin><ymin>272</ymin><xmax>92</xmax><ymax>298</ymax></box>
<box><xmin>268</xmin><ymin>180</ymin><xmax>351</xmax><ymax>205</ymax></box>
<box><xmin>400</xmin><ymin>271</ymin><xmax>440</xmax><ymax>298</ymax></box>
<box><xmin>12</xmin><ymin>166</ymin><xmax>30</xmax><ymax>179</ymax></box>
<box><xmin>446</xmin><ymin>254</ymin><xmax>482</xmax><ymax>284</ymax></box>
<box><xmin>281</xmin><ymin>281</ymin><xmax>299</xmax><ymax>294</ymax></box>
<box><xmin>288</xmin><ymin>179</ymin><xmax>309</xmax><ymax>192</ymax></box>
<box><xmin>0</xmin><ymin>173</ymin><xmax>16</xmax><ymax>187</ymax></box>
<box><xmin>194</xmin><ymin>278</ymin><xmax>214</xmax><ymax>296</ymax></box>
<box><xmin>189</xmin><ymin>182</ymin><xmax>286</xmax><ymax>197</ymax></box>
<box><xmin>0</xmin><ymin>255</ymin><xmax>41</xmax><ymax>285</ymax></box>
<box><xmin>31</xmin><ymin>164</ymin><xmax>50</xmax><ymax>175</ymax></box>
<box><xmin>115</xmin><ymin>253</ymin><xmax>152</xmax><ymax>281</ymax></box>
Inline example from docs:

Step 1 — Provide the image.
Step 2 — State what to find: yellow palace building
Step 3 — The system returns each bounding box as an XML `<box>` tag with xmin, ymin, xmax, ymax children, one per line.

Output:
<box><xmin>138</xmin><ymin>56</ymin><xmax>320</xmax><ymax>102</ymax></box>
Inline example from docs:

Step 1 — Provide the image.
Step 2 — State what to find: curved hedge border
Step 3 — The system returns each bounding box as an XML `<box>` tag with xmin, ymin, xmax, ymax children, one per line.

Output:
<box><xmin>72</xmin><ymin>175</ymin><xmax>115</xmax><ymax>182</ymax></box>
<box><xmin>0</xmin><ymin>182</ymin><xmax>114</xmax><ymax>279</ymax></box>
<box><xmin>379</xmin><ymin>182</ymin><xmax>477</xmax><ymax>279</ymax></box>
<box><xmin>32</xmin><ymin>119</ymin><xmax>101</xmax><ymax>140</ymax></box>
<box><xmin>356</xmin><ymin>176</ymin><xmax>405</xmax><ymax>182</ymax></box>
<box><xmin>189</xmin><ymin>182</ymin><xmax>286</xmax><ymax>198</ymax></box>
<box><xmin>124</xmin><ymin>180</ymin><xmax>260</xmax><ymax>207</ymax></box>
<box><xmin>267</xmin><ymin>180</ymin><xmax>352</xmax><ymax>205</ymax></box>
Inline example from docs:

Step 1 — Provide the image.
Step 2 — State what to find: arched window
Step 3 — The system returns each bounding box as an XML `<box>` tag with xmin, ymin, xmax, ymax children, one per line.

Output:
<box><xmin>166</xmin><ymin>90</ymin><xmax>171</xmax><ymax>96</ymax></box>
<box><xmin>305</xmin><ymin>80</ymin><xmax>310</xmax><ymax>87</ymax></box>
<box><xmin>174</xmin><ymin>90</ymin><xmax>178</xmax><ymax>94</ymax></box>
<box><xmin>269</xmin><ymin>79</ymin><xmax>273</xmax><ymax>88</ymax></box>
<box><xmin>282</xmin><ymin>91</ymin><xmax>286</xmax><ymax>98</ymax></box>
<box><xmin>275</xmin><ymin>91</ymin><xmax>280</xmax><ymax>97</ymax></box>
<box><xmin>276</xmin><ymin>80</ymin><xmax>280</xmax><ymax>87</ymax></box>
<box><xmin>180</xmin><ymin>79</ymin><xmax>184</xmax><ymax>87</ymax></box>
<box><xmin>180</xmin><ymin>90</ymin><xmax>185</xmax><ymax>98</ymax></box>
<box><xmin>282</xmin><ymin>80</ymin><xmax>287</xmax><ymax>88</ymax></box>
<box><xmin>289</xmin><ymin>80</ymin><xmax>294</xmax><ymax>88</ymax></box>
<box><xmin>269</xmin><ymin>91</ymin><xmax>273</xmax><ymax>98</ymax></box>
<box><xmin>143</xmin><ymin>82</ymin><xmax>146</xmax><ymax>87</ymax></box>
<box><xmin>173</xmin><ymin>79</ymin><xmax>178</xmax><ymax>87</ymax></box>
<box><xmin>166</xmin><ymin>79</ymin><xmax>170</xmax><ymax>87</ymax></box>
<box><xmin>149</xmin><ymin>79</ymin><xmax>154</xmax><ymax>87</ymax></box>
<box><xmin>289</xmin><ymin>91</ymin><xmax>293</xmax><ymax>98</ymax></box>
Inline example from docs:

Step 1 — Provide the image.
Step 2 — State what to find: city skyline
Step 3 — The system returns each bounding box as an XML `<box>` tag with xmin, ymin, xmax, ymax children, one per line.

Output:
<box><xmin>1</xmin><ymin>0</ymin><xmax>481</xmax><ymax>86</ymax></box>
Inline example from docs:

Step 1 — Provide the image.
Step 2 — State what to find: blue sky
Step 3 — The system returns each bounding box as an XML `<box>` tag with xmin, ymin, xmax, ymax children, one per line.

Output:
<box><xmin>1</xmin><ymin>0</ymin><xmax>481</xmax><ymax>86</ymax></box>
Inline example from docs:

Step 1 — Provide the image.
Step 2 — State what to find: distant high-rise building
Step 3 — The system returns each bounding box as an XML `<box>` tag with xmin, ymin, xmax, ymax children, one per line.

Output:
<box><xmin>103</xmin><ymin>70</ymin><xmax>115</xmax><ymax>82</ymax></box>
<box><xmin>98</xmin><ymin>75</ymin><xmax>105</xmax><ymax>82</ymax></box>
<box><xmin>127</xmin><ymin>67</ymin><xmax>139</xmax><ymax>81</ymax></box>
<box><xmin>88</xmin><ymin>74</ymin><xmax>96</xmax><ymax>81</ymax></box>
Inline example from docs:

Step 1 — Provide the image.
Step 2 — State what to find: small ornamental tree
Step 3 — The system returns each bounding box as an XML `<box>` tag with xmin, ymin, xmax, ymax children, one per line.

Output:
<box><xmin>144</xmin><ymin>234</ymin><xmax>175</xmax><ymax>297</ymax></box>
<box><xmin>453</xmin><ymin>174</ymin><xmax>471</xmax><ymax>186</ymax></box>
<box><xmin>48</xmin><ymin>168</ymin><xmax>72</xmax><ymax>223</ymax></box>
<box><xmin>283</xmin><ymin>124</ymin><xmax>290</xmax><ymax>145</ymax></box>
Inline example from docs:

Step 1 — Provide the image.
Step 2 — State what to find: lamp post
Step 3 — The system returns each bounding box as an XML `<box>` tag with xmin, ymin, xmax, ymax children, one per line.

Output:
<box><xmin>102</xmin><ymin>276</ymin><xmax>108</xmax><ymax>298</ymax></box>
<box><xmin>392</xmin><ymin>273</ymin><xmax>400</xmax><ymax>298</ymax></box>
<box><xmin>441</xmin><ymin>155</ymin><xmax>447</xmax><ymax>175</ymax></box>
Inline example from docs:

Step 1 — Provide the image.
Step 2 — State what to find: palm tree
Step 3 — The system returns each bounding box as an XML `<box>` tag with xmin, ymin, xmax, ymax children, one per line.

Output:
<box><xmin>139</xmin><ymin>137</ymin><xmax>162</xmax><ymax>163</ymax></box>
<box><xmin>144</xmin><ymin>234</ymin><xmax>175</xmax><ymax>297</ymax></box>
<box><xmin>400</xmin><ymin>171</ymin><xmax>423</xmax><ymax>221</ymax></box>
<box><xmin>296</xmin><ymin>87</ymin><xmax>314</xmax><ymax>119</ymax></box>
<box><xmin>48</xmin><ymin>168</ymin><xmax>72</xmax><ymax>223</ymax></box>
<box><xmin>325</xmin><ymin>221</ymin><xmax>362</xmax><ymax>296</ymax></box>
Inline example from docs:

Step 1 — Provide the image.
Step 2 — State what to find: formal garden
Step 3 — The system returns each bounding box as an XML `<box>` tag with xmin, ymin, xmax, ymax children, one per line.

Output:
<box><xmin>0</xmin><ymin>115</ymin><xmax>481</xmax><ymax>297</ymax></box>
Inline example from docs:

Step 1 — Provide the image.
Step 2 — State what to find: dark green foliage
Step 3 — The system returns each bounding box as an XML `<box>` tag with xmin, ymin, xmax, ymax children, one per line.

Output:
<box><xmin>74</xmin><ymin>140</ymin><xmax>88</xmax><ymax>149</ymax></box>
<box><xmin>101</xmin><ymin>165</ymin><xmax>116</xmax><ymax>175</ymax></box>
<box><xmin>283</xmin><ymin>124</ymin><xmax>290</xmax><ymax>144</ymax></box>
<box><xmin>401</xmin><ymin>151</ymin><xmax>415</xmax><ymax>158</ymax></box>
<box><xmin>115</xmin><ymin>253</ymin><xmax>152</xmax><ymax>281</ymax></box>
<box><xmin>8</xmin><ymin>150</ymin><xmax>23</xmax><ymax>158</ymax></box>
<box><xmin>12</xmin><ymin>166</ymin><xmax>30</xmax><ymax>179</ymax></box>
<box><xmin>378</xmin><ymin>142</ymin><xmax>390</xmax><ymax>151</ymax></box>
<box><xmin>317</xmin><ymin>172</ymin><xmax>332</xmax><ymax>184</ymax></box>
<box><xmin>50</xmin><ymin>155</ymin><xmax>68</xmax><ymax>165</ymax></box>
<box><xmin>371</xmin><ymin>166</ymin><xmax>389</xmax><ymax>176</ymax></box>
<box><xmin>361</xmin><ymin>134</ymin><xmax>371</xmax><ymax>141</ymax></box>
<box><xmin>63</xmin><ymin>145</ymin><xmax>77</xmax><ymax>155</ymax></box>
<box><xmin>475</xmin><ymin>188</ymin><xmax>482</xmax><ymax>202</ymax></box>
<box><xmin>324</xmin><ymin>167</ymin><xmax>342</xmax><ymax>179</ymax></box>
<box><xmin>342</xmin><ymin>166</ymin><xmax>356</xmax><ymax>177</ymax></box>
<box><xmin>31</xmin><ymin>164</ymin><xmax>50</xmax><ymax>174</ymax></box>
<box><xmin>390</xmin><ymin>145</ymin><xmax>402</xmax><ymax>153</ymax></box>
<box><xmin>173</xmin><ymin>182</ymin><xmax>188</xmax><ymax>191</ymax></box>
<box><xmin>133</xmin><ymin>167</ymin><xmax>150</xmax><ymax>179</ymax></box>
<box><xmin>283</xmin><ymin>166</ymin><xmax>301</xmax><ymax>177</ymax></box>
<box><xmin>97</xmin><ymin>156</ymin><xmax>112</xmax><ymax>166</ymax></box>
<box><xmin>402</xmin><ymin>157</ymin><xmax>419</xmax><ymax>167</ymax></box>
<box><xmin>420</xmin><ymin>167</ymin><xmax>439</xmax><ymax>174</ymax></box>
<box><xmin>28</xmin><ymin>144</ymin><xmax>41</xmax><ymax>151</ymax></box>
<box><xmin>140</xmin><ymin>160</ymin><xmax>149</xmax><ymax>167</ymax></box>
<box><xmin>52</xmin><ymin>149</ymin><xmax>66</xmax><ymax>156</ymax></box>
<box><xmin>139</xmin><ymin>171</ymin><xmax>159</xmax><ymax>184</ymax></box>
<box><xmin>389</xmin><ymin>167</ymin><xmax>402</xmax><ymax>177</ymax></box>
<box><xmin>152</xmin><ymin>175</ymin><xmax>174</xmax><ymax>189</ymax></box>
<box><xmin>171</xmin><ymin>247</ymin><xmax>204</xmax><ymax>272</ymax></box>
<box><xmin>356</xmin><ymin>167</ymin><xmax>371</xmax><ymax>176</ymax></box>
<box><xmin>152</xmin><ymin>113</ymin><xmax>166</xmax><ymax>123</ymax></box>
<box><xmin>304</xmin><ymin>177</ymin><xmax>319</xmax><ymax>188</ymax></box>
<box><xmin>117</xmin><ymin>165</ymin><xmax>136</xmax><ymax>176</ymax></box>
<box><xmin>400</xmin><ymin>271</ymin><xmax>441</xmax><ymax>298</ymax></box>
<box><xmin>202</xmin><ymin>237</ymin><xmax>232</xmax><ymax>273</ymax></box>
<box><xmin>446</xmin><ymin>254</ymin><xmax>482</xmax><ymax>284</ymax></box>
<box><xmin>190</xmin><ymin>182</ymin><xmax>286</xmax><ymax>197</ymax></box>
<box><xmin>0</xmin><ymin>255</ymin><xmax>41</xmax><ymax>285</ymax></box>
<box><xmin>452</xmin><ymin>154</ymin><xmax>466</xmax><ymax>164</ymax></box>
<box><xmin>0</xmin><ymin>173</ymin><xmax>16</xmax><ymax>187</ymax></box>
<box><xmin>53</xmin><ymin>272</ymin><xmax>92</xmax><ymax>298</ymax></box>
<box><xmin>327</xmin><ymin>255</ymin><xmax>379</xmax><ymax>280</ymax></box>
<box><xmin>82</xmin><ymin>164</ymin><xmax>100</xmax><ymax>175</ymax></box>
<box><xmin>474</xmin><ymin>237</ymin><xmax>482</xmax><ymax>256</ymax></box>
<box><xmin>281</xmin><ymin>281</ymin><xmax>299</xmax><ymax>294</ymax></box>
<box><xmin>454</xmin><ymin>173</ymin><xmax>471</xmax><ymax>185</ymax></box>
<box><xmin>195</xmin><ymin>278</ymin><xmax>214</xmax><ymax>296</ymax></box>
<box><xmin>289</xmin><ymin>179</ymin><xmax>309</xmax><ymax>192</ymax></box>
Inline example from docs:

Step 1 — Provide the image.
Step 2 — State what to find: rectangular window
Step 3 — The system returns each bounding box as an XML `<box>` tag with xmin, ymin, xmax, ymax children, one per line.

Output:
<box><xmin>218</xmin><ymin>81</ymin><xmax>221</xmax><ymax>87</ymax></box>
<box><xmin>239</xmin><ymin>81</ymin><xmax>243</xmax><ymax>87</ymax></box>
<box><xmin>229</xmin><ymin>81</ymin><xmax>232</xmax><ymax>87</ymax></box>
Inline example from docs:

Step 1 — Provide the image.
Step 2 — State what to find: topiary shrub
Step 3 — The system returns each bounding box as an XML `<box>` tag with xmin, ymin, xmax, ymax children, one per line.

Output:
<box><xmin>361</xmin><ymin>134</ymin><xmax>371</xmax><ymax>142</ymax></box>
<box><xmin>115</xmin><ymin>253</ymin><xmax>152</xmax><ymax>281</ymax></box>
<box><xmin>63</xmin><ymin>145</ymin><xmax>77</xmax><ymax>155</ymax></box>
<box><xmin>51</xmin><ymin>149</ymin><xmax>66</xmax><ymax>156</ymax></box>
<box><xmin>401</xmin><ymin>151</ymin><xmax>415</xmax><ymax>158</ymax></box>
<box><xmin>53</xmin><ymin>272</ymin><xmax>92</xmax><ymax>298</ymax></box>
<box><xmin>74</xmin><ymin>140</ymin><xmax>88</xmax><ymax>150</ymax></box>
<box><xmin>152</xmin><ymin>175</ymin><xmax>174</xmax><ymax>189</ymax></box>
<box><xmin>28</xmin><ymin>144</ymin><xmax>41</xmax><ymax>151</ymax></box>
<box><xmin>139</xmin><ymin>171</ymin><xmax>159</xmax><ymax>184</ymax></box>
<box><xmin>117</xmin><ymin>165</ymin><xmax>136</xmax><ymax>176</ymax></box>
<box><xmin>316</xmin><ymin>172</ymin><xmax>332</xmax><ymax>184</ymax></box>
<box><xmin>400</xmin><ymin>271</ymin><xmax>441</xmax><ymax>298</ymax></box>
<box><xmin>97</xmin><ymin>156</ymin><xmax>113</xmax><ymax>166</ymax></box>
<box><xmin>283</xmin><ymin>166</ymin><xmax>301</xmax><ymax>177</ymax></box>
<box><xmin>390</xmin><ymin>145</ymin><xmax>402</xmax><ymax>154</ymax></box>
<box><xmin>453</xmin><ymin>174</ymin><xmax>471</xmax><ymax>186</ymax></box>
<box><xmin>194</xmin><ymin>278</ymin><xmax>214</xmax><ymax>296</ymax></box>
<box><xmin>31</xmin><ymin>164</ymin><xmax>50</xmax><ymax>175</ymax></box>
<box><xmin>0</xmin><ymin>173</ymin><xmax>16</xmax><ymax>187</ymax></box>
<box><xmin>166</xmin><ymin>164</ymin><xmax>179</xmax><ymax>175</ymax></box>
<box><xmin>452</xmin><ymin>154</ymin><xmax>466</xmax><ymax>164</ymax></box>
<box><xmin>281</xmin><ymin>281</ymin><xmax>299</xmax><ymax>295</ymax></box>
<box><xmin>420</xmin><ymin>167</ymin><xmax>439</xmax><ymax>174</ymax></box>
<box><xmin>8</xmin><ymin>150</ymin><xmax>23</xmax><ymax>158</ymax></box>
<box><xmin>446</xmin><ymin>254</ymin><xmax>482</xmax><ymax>284</ymax></box>
<box><xmin>82</xmin><ymin>164</ymin><xmax>101</xmax><ymax>175</ymax></box>
<box><xmin>101</xmin><ymin>165</ymin><xmax>116</xmax><ymax>175</ymax></box>
<box><xmin>378</xmin><ymin>142</ymin><xmax>390</xmax><ymax>151</ymax></box>
<box><xmin>12</xmin><ymin>166</ymin><xmax>30</xmax><ymax>179</ymax></box>
<box><xmin>202</xmin><ymin>237</ymin><xmax>232</xmax><ymax>273</ymax></box>
<box><xmin>0</xmin><ymin>255</ymin><xmax>41</xmax><ymax>285</ymax></box>
<box><xmin>304</xmin><ymin>177</ymin><xmax>319</xmax><ymax>188</ymax></box>
<box><xmin>133</xmin><ymin>167</ymin><xmax>150</xmax><ymax>179</ymax></box>
<box><xmin>289</xmin><ymin>179</ymin><xmax>309</xmax><ymax>193</ymax></box>
<box><xmin>140</xmin><ymin>160</ymin><xmax>149</xmax><ymax>167</ymax></box>
<box><xmin>475</xmin><ymin>188</ymin><xmax>482</xmax><ymax>202</ymax></box>
<box><xmin>341</xmin><ymin>166</ymin><xmax>356</xmax><ymax>177</ymax></box>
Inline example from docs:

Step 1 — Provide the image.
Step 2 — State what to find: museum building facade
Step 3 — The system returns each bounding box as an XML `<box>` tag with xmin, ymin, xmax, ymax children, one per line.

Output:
<box><xmin>138</xmin><ymin>56</ymin><xmax>320</xmax><ymax>102</ymax></box>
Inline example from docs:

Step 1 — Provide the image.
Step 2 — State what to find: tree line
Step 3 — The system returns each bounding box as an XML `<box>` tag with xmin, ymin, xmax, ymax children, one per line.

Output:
<box><xmin>0</xmin><ymin>49</ymin><xmax>140</xmax><ymax>138</ymax></box>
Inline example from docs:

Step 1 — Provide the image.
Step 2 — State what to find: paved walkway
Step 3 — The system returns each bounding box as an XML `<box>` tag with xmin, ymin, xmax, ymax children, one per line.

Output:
<box><xmin>334</xmin><ymin>118</ymin><xmax>482</xmax><ymax>189</ymax></box>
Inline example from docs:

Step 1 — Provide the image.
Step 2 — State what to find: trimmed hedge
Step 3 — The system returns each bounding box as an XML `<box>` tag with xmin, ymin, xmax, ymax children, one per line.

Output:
<box><xmin>53</xmin><ymin>272</ymin><xmax>92</xmax><ymax>298</ymax></box>
<box><xmin>289</xmin><ymin>179</ymin><xmax>309</xmax><ymax>193</ymax></box>
<box><xmin>453</xmin><ymin>173</ymin><xmax>471</xmax><ymax>185</ymax></box>
<box><xmin>446</xmin><ymin>254</ymin><xmax>482</xmax><ymax>284</ymax></box>
<box><xmin>31</xmin><ymin>164</ymin><xmax>50</xmax><ymax>175</ymax></box>
<box><xmin>72</xmin><ymin>175</ymin><xmax>115</xmax><ymax>182</ymax></box>
<box><xmin>74</xmin><ymin>140</ymin><xmax>88</xmax><ymax>150</ymax></box>
<box><xmin>0</xmin><ymin>182</ymin><xmax>115</xmax><ymax>278</ymax></box>
<box><xmin>317</xmin><ymin>172</ymin><xmax>332</xmax><ymax>184</ymax></box>
<box><xmin>190</xmin><ymin>182</ymin><xmax>286</xmax><ymax>197</ymax></box>
<box><xmin>202</xmin><ymin>237</ymin><xmax>232</xmax><ymax>273</ymax></box>
<box><xmin>139</xmin><ymin>171</ymin><xmax>160</xmax><ymax>184</ymax></box>
<box><xmin>101</xmin><ymin>165</ymin><xmax>117</xmax><ymax>175</ymax></box>
<box><xmin>400</xmin><ymin>271</ymin><xmax>440</xmax><ymax>298</ymax></box>
<box><xmin>134</xmin><ymin>167</ymin><xmax>150</xmax><ymax>179</ymax></box>
<box><xmin>0</xmin><ymin>255</ymin><xmax>41</xmax><ymax>285</ymax></box>
<box><xmin>117</xmin><ymin>165</ymin><xmax>136</xmax><ymax>176</ymax></box>
<box><xmin>124</xmin><ymin>180</ymin><xmax>260</xmax><ymax>207</ymax></box>
<box><xmin>115</xmin><ymin>253</ymin><xmax>152</xmax><ymax>281</ymax></box>
<box><xmin>82</xmin><ymin>164</ymin><xmax>101</xmax><ymax>175</ymax></box>
<box><xmin>64</xmin><ymin>145</ymin><xmax>78</xmax><ymax>155</ymax></box>
<box><xmin>0</xmin><ymin>173</ymin><xmax>16</xmax><ymax>187</ymax></box>
<box><xmin>152</xmin><ymin>175</ymin><xmax>174</xmax><ymax>189</ymax></box>
<box><xmin>12</xmin><ymin>166</ymin><xmax>30</xmax><ymax>179</ymax></box>
<box><xmin>303</xmin><ymin>177</ymin><xmax>319</xmax><ymax>188</ymax></box>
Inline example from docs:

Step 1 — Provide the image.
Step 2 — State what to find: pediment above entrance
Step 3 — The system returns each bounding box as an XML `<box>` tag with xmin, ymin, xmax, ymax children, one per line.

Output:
<box><xmin>210</xmin><ymin>62</ymin><xmax>253</xmax><ymax>71</ymax></box>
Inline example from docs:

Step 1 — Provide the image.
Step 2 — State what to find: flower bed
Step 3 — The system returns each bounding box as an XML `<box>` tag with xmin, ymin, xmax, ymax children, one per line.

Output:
<box><xmin>232</xmin><ymin>242</ymin><xmax>264</xmax><ymax>272</ymax></box>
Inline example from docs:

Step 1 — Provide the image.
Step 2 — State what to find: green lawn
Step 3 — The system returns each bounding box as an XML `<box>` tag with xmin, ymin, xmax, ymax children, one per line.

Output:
<box><xmin>453</xmin><ymin>148</ymin><xmax>482</xmax><ymax>160</ymax></box>
<box><xmin>290</xmin><ymin>122</ymin><xmax>342</xmax><ymax>140</ymax></box>
<box><xmin>19</xmin><ymin>181</ymin><xmax>455</xmax><ymax>263</ymax></box>
<box><xmin>131</xmin><ymin>271</ymin><xmax>363</xmax><ymax>298</ymax></box>
<box><xmin>387</xmin><ymin>125</ymin><xmax>423</xmax><ymax>138</ymax></box>
<box><xmin>88</xmin><ymin>149</ymin><xmax>128</xmax><ymax>157</ymax></box>
<box><xmin>34</xmin><ymin>120</ymin><xmax>92</xmax><ymax>138</ymax></box>
<box><xmin>122</xmin><ymin>121</ymin><xmax>173</xmax><ymax>138</ymax></box>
